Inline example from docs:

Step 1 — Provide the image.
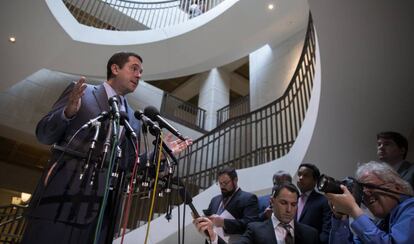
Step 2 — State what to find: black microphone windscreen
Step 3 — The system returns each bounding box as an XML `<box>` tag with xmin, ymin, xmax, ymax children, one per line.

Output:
<box><xmin>134</xmin><ymin>110</ymin><xmax>142</xmax><ymax>120</ymax></box>
<box><xmin>120</xmin><ymin>111</ymin><xmax>129</xmax><ymax>121</ymax></box>
<box><xmin>108</xmin><ymin>96</ymin><xmax>119</xmax><ymax>105</ymax></box>
<box><xmin>178</xmin><ymin>187</ymin><xmax>193</xmax><ymax>205</ymax></box>
<box><xmin>143</xmin><ymin>106</ymin><xmax>159</xmax><ymax>121</ymax></box>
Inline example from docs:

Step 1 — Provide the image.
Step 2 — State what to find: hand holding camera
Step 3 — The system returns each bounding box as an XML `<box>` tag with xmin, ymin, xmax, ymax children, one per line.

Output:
<box><xmin>325</xmin><ymin>185</ymin><xmax>364</xmax><ymax>218</ymax></box>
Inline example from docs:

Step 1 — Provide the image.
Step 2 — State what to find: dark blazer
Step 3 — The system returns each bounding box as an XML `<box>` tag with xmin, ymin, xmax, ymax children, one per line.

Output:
<box><xmin>206</xmin><ymin>189</ymin><xmax>259</xmax><ymax>234</ymax></box>
<box><xmin>297</xmin><ymin>190</ymin><xmax>331</xmax><ymax>244</ymax></box>
<box><xmin>217</xmin><ymin>219</ymin><xmax>319</xmax><ymax>244</ymax></box>
<box><xmin>257</xmin><ymin>194</ymin><xmax>271</xmax><ymax>221</ymax></box>
<box><xmin>397</xmin><ymin>160</ymin><xmax>414</xmax><ymax>189</ymax></box>
<box><xmin>27</xmin><ymin>83</ymin><xmax>140</xmax><ymax>225</ymax></box>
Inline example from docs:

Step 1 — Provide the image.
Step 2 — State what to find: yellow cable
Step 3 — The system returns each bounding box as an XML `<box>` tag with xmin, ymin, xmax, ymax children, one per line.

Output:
<box><xmin>144</xmin><ymin>133</ymin><xmax>164</xmax><ymax>244</ymax></box>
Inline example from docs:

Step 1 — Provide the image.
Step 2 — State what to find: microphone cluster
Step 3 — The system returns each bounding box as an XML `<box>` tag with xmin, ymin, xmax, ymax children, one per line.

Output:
<box><xmin>77</xmin><ymin>99</ymin><xmax>185</xmax><ymax>196</ymax></box>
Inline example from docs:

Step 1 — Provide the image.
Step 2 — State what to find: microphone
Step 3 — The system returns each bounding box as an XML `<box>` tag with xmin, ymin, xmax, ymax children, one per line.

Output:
<box><xmin>178</xmin><ymin>186</ymin><xmax>200</xmax><ymax>217</ymax></box>
<box><xmin>108</xmin><ymin>96</ymin><xmax>120</xmax><ymax>118</ymax></box>
<box><xmin>176</xmin><ymin>181</ymin><xmax>210</xmax><ymax>238</ymax></box>
<box><xmin>134</xmin><ymin>110</ymin><xmax>161</xmax><ymax>135</ymax></box>
<box><xmin>120</xmin><ymin>111</ymin><xmax>137</xmax><ymax>138</ymax></box>
<box><xmin>81</xmin><ymin>111</ymin><xmax>109</xmax><ymax>129</ymax></box>
<box><xmin>143</xmin><ymin>106</ymin><xmax>186</xmax><ymax>141</ymax></box>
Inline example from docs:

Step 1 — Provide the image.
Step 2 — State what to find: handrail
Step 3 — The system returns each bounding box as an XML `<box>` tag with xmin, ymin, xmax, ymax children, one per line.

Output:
<box><xmin>63</xmin><ymin>0</ymin><xmax>225</xmax><ymax>30</ymax></box>
<box><xmin>0</xmin><ymin>204</ymin><xmax>27</xmax><ymax>243</ymax></box>
<box><xmin>160</xmin><ymin>93</ymin><xmax>207</xmax><ymax>132</ymax></box>
<box><xmin>116</xmin><ymin>13</ymin><xmax>317</xmax><ymax>234</ymax></box>
<box><xmin>216</xmin><ymin>95</ymin><xmax>250</xmax><ymax>126</ymax></box>
<box><xmin>177</xmin><ymin>13</ymin><xmax>316</xmax><ymax>189</ymax></box>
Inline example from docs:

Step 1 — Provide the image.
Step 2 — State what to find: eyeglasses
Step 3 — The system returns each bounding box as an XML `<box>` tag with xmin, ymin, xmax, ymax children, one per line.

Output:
<box><xmin>216</xmin><ymin>180</ymin><xmax>232</xmax><ymax>187</ymax></box>
<box><xmin>128</xmin><ymin>65</ymin><xmax>142</xmax><ymax>74</ymax></box>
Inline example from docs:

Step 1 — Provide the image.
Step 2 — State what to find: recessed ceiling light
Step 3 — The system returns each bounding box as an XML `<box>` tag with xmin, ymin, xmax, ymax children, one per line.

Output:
<box><xmin>268</xmin><ymin>4</ymin><xmax>274</xmax><ymax>10</ymax></box>
<box><xmin>8</xmin><ymin>35</ymin><xmax>16</xmax><ymax>43</ymax></box>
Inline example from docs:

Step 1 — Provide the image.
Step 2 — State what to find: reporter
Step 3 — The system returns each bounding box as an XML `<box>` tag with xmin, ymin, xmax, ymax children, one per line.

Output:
<box><xmin>326</xmin><ymin>161</ymin><xmax>414</xmax><ymax>244</ymax></box>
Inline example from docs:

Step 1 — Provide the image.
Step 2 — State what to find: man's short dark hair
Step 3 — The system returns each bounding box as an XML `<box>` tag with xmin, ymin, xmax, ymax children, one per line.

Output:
<box><xmin>298</xmin><ymin>163</ymin><xmax>320</xmax><ymax>180</ymax></box>
<box><xmin>273</xmin><ymin>170</ymin><xmax>292</xmax><ymax>185</ymax></box>
<box><xmin>106</xmin><ymin>52</ymin><xmax>143</xmax><ymax>80</ymax></box>
<box><xmin>377</xmin><ymin>131</ymin><xmax>408</xmax><ymax>159</ymax></box>
<box><xmin>272</xmin><ymin>182</ymin><xmax>300</xmax><ymax>199</ymax></box>
<box><xmin>218</xmin><ymin>167</ymin><xmax>237</xmax><ymax>180</ymax></box>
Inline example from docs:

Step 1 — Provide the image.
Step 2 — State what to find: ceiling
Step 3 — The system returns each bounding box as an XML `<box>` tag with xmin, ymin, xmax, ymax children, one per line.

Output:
<box><xmin>0</xmin><ymin>0</ymin><xmax>309</xmax><ymax>181</ymax></box>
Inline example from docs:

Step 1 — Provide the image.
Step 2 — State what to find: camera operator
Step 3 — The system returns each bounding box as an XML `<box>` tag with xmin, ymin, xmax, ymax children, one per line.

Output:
<box><xmin>326</xmin><ymin>161</ymin><xmax>414</xmax><ymax>244</ymax></box>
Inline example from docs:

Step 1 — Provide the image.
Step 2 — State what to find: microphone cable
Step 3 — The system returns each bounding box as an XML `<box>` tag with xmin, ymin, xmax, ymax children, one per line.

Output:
<box><xmin>144</xmin><ymin>132</ymin><xmax>165</xmax><ymax>244</ymax></box>
<box><xmin>120</xmin><ymin>135</ymin><xmax>140</xmax><ymax>244</ymax></box>
<box><xmin>93</xmin><ymin>117</ymin><xmax>120</xmax><ymax>244</ymax></box>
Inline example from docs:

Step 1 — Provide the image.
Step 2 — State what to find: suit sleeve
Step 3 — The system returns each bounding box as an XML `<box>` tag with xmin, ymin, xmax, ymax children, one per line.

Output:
<box><xmin>231</xmin><ymin>222</ymin><xmax>256</xmax><ymax>244</ymax></box>
<box><xmin>223</xmin><ymin>194</ymin><xmax>259</xmax><ymax>234</ymax></box>
<box><xmin>320</xmin><ymin>197</ymin><xmax>332</xmax><ymax>243</ymax></box>
<box><xmin>36</xmin><ymin>82</ymin><xmax>75</xmax><ymax>145</ymax></box>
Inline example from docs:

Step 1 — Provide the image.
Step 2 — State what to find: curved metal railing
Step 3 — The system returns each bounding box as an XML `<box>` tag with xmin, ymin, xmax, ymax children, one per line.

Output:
<box><xmin>177</xmin><ymin>13</ymin><xmax>316</xmax><ymax>189</ymax></box>
<box><xmin>0</xmin><ymin>204</ymin><xmax>27</xmax><ymax>243</ymax></box>
<box><xmin>116</xmin><ymin>14</ymin><xmax>317</xmax><ymax>234</ymax></box>
<box><xmin>63</xmin><ymin>0</ymin><xmax>225</xmax><ymax>30</ymax></box>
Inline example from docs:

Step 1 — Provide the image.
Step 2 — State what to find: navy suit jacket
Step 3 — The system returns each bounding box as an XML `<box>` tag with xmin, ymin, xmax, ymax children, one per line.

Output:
<box><xmin>297</xmin><ymin>190</ymin><xmax>331</xmax><ymax>244</ymax></box>
<box><xmin>27</xmin><ymin>83</ymin><xmax>140</xmax><ymax>225</ymax></box>
<box><xmin>397</xmin><ymin>160</ymin><xmax>414</xmax><ymax>189</ymax></box>
<box><xmin>257</xmin><ymin>194</ymin><xmax>271</xmax><ymax>221</ymax></box>
<box><xmin>217</xmin><ymin>219</ymin><xmax>319</xmax><ymax>244</ymax></box>
<box><xmin>206</xmin><ymin>189</ymin><xmax>259</xmax><ymax>234</ymax></box>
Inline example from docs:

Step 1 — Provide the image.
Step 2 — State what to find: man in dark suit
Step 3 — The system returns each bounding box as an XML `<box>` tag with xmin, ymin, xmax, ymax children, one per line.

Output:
<box><xmin>22</xmin><ymin>52</ymin><xmax>190</xmax><ymax>244</ymax></box>
<box><xmin>377</xmin><ymin>131</ymin><xmax>414</xmax><ymax>189</ymax></box>
<box><xmin>296</xmin><ymin>163</ymin><xmax>331</xmax><ymax>244</ymax></box>
<box><xmin>194</xmin><ymin>182</ymin><xmax>319</xmax><ymax>244</ymax></box>
<box><xmin>204</xmin><ymin>167</ymin><xmax>259</xmax><ymax>242</ymax></box>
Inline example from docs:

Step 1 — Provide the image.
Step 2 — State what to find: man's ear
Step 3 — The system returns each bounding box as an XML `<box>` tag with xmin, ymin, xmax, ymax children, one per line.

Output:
<box><xmin>111</xmin><ymin>64</ymin><xmax>119</xmax><ymax>76</ymax></box>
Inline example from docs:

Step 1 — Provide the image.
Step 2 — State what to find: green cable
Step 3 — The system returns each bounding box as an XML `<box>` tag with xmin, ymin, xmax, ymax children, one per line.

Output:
<box><xmin>93</xmin><ymin>119</ymin><xmax>120</xmax><ymax>244</ymax></box>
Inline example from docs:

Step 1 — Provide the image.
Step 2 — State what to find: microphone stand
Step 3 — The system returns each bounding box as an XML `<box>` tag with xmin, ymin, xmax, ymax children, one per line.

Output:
<box><xmin>106</xmin><ymin>146</ymin><xmax>124</xmax><ymax>244</ymax></box>
<box><xmin>93</xmin><ymin>107</ymin><xmax>120</xmax><ymax>244</ymax></box>
<box><xmin>80</xmin><ymin>121</ymin><xmax>102</xmax><ymax>180</ymax></box>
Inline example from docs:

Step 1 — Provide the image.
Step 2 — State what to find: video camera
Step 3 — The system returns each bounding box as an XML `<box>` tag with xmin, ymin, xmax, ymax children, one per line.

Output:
<box><xmin>317</xmin><ymin>174</ymin><xmax>364</xmax><ymax>206</ymax></box>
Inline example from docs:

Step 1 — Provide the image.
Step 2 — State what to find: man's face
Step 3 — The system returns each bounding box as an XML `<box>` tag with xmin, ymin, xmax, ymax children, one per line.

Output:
<box><xmin>360</xmin><ymin>172</ymin><xmax>400</xmax><ymax>219</ymax></box>
<box><xmin>297</xmin><ymin>166</ymin><xmax>316</xmax><ymax>193</ymax></box>
<box><xmin>377</xmin><ymin>138</ymin><xmax>405</xmax><ymax>165</ymax></box>
<box><xmin>111</xmin><ymin>56</ymin><xmax>143</xmax><ymax>95</ymax></box>
<box><xmin>217</xmin><ymin>174</ymin><xmax>236</xmax><ymax>196</ymax></box>
<box><xmin>271</xmin><ymin>188</ymin><xmax>298</xmax><ymax>224</ymax></box>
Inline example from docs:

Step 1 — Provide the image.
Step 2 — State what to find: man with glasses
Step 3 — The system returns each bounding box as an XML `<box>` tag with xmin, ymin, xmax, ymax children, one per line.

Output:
<box><xmin>203</xmin><ymin>167</ymin><xmax>259</xmax><ymax>243</ymax></box>
<box><xmin>22</xmin><ymin>52</ymin><xmax>191</xmax><ymax>244</ymax></box>
<box><xmin>327</xmin><ymin>161</ymin><xmax>414</xmax><ymax>243</ymax></box>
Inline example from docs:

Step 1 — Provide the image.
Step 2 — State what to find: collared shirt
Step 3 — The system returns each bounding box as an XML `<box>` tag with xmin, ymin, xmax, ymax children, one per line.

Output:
<box><xmin>272</xmin><ymin>213</ymin><xmax>295</xmax><ymax>243</ymax></box>
<box><xmin>297</xmin><ymin>190</ymin><xmax>311</xmax><ymax>220</ymax></box>
<box><xmin>103</xmin><ymin>82</ymin><xmax>126</xmax><ymax>112</ymax></box>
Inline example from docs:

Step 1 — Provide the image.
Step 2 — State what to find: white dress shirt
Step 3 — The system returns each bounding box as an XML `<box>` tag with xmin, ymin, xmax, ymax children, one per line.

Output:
<box><xmin>271</xmin><ymin>214</ymin><xmax>295</xmax><ymax>244</ymax></box>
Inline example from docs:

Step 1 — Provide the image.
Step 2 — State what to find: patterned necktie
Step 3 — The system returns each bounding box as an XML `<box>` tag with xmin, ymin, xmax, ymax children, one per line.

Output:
<box><xmin>280</xmin><ymin>223</ymin><xmax>294</xmax><ymax>244</ymax></box>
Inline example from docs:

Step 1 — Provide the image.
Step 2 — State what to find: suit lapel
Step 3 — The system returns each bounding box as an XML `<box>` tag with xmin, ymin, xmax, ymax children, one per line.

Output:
<box><xmin>298</xmin><ymin>190</ymin><xmax>315</xmax><ymax>221</ymax></box>
<box><xmin>294</xmin><ymin>221</ymin><xmax>304</xmax><ymax>243</ymax></box>
<box><xmin>92</xmin><ymin>84</ymin><xmax>110</xmax><ymax>113</ymax></box>
<box><xmin>265</xmin><ymin>219</ymin><xmax>278</xmax><ymax>243</ymax></box>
